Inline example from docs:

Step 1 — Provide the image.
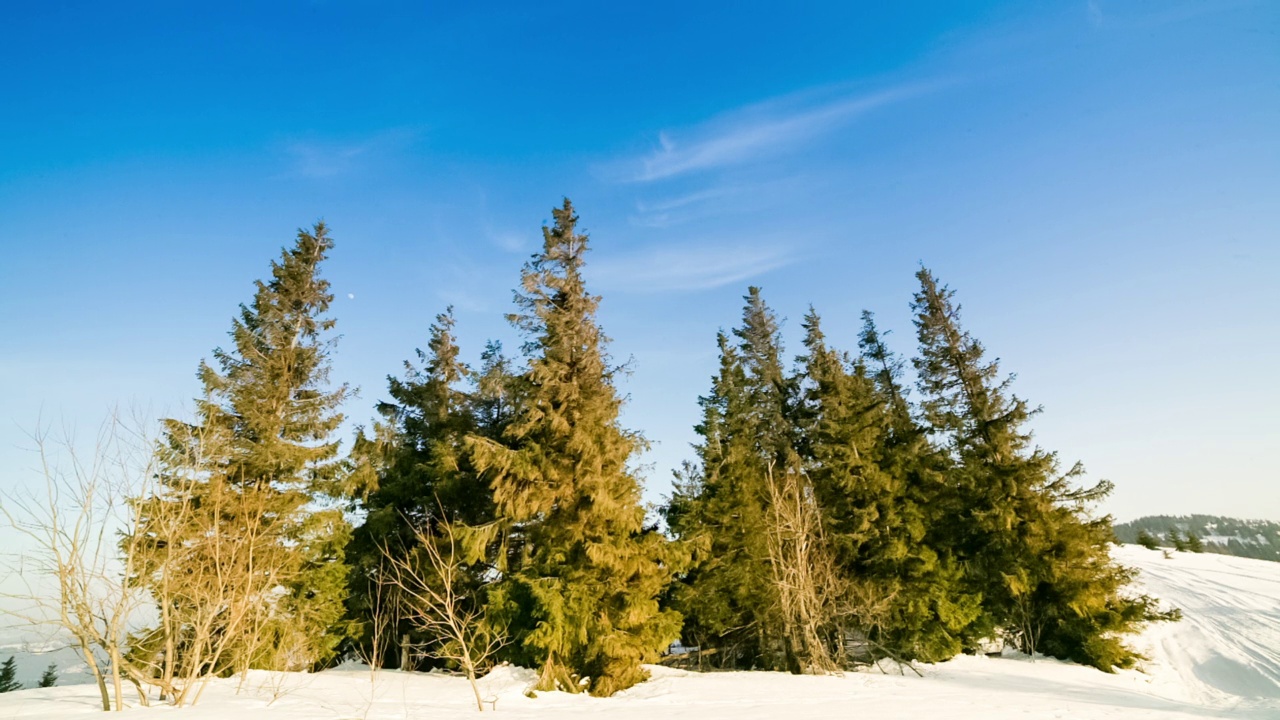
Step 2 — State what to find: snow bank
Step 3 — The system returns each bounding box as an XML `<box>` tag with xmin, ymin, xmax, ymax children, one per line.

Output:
<box><xmin>0</xmin><ymin>545</ymin><xmax>1275</xmax><ymax>719</ymax></box>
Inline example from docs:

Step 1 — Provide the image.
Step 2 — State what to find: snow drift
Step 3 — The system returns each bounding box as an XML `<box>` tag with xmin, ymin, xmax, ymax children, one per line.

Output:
<box><xmin>0</xmin><ymin>544</ymin><xmax>1276</xmax><ymax>719</ymax></box>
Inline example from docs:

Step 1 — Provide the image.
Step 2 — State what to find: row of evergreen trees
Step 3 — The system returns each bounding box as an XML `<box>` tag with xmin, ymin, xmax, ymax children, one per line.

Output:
<box><xmin>0</xmin><ymin>658</ymin><xmax>57</xmax><ymax>692</ymax></box>
<box><xmin>127</xmin><ymin>199</ymin><xmax>1172</xmax><ymax>700</ymax></box>
<box><xmin>663</xmin><ymin>277</ymin><xmax>1176</xmax><ymax>672</ymax></box>
<box><xmin>1137</xmin><ymin>528</ymin><xmax>1204</xmax><ymax>553</ymax></box>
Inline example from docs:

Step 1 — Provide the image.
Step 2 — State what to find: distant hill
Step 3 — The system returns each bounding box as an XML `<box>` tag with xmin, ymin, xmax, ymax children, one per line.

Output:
<box><xmin>1114</xmin><ymin>515</ymin><xmax>1280</xmax><ymax>562</ymax></box>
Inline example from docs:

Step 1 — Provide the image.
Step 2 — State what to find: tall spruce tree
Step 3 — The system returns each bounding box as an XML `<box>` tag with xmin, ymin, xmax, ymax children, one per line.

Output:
<box><xmin>665</xmin><ymin>330</ymin><xmax>780</xmax><ymax>670</ymax></box>
<box><xmin>667</xmin><ymin>289</ymin><xmax>838</xmax><ymax>673</ymax></box>
<box><xmin>471</xmin><ymin>340</ymin><xmax>518</xmax><ymax>444</ymax></box>
<box><xmin>347</xmin><ymin>309</ymin><xmax>507</xmax><ymax>667</ymax></box>
<box><xmin>134</xmin><ymin>223</ymin><xmax>354</xmax><ymax>674</ymax></box>
<box><xmin>798</xmin><ymin>309</ymin><xmax>894</xmax><ymax>584</ymax></box>
<box><xmin>799</xmin><ymin>311</ymin><xmax>922</xmax><ymax>660</ymax></box>
<box><xmin>728</xmin><ymin>288</ymin><xmax>814</xmax><ymax>672</ymax></box>
<box><xmin>468</xmin><ymin>199</ymin><xmax>680</xmax><ymax>696</ymax></box>
<box><xmin>856</xmin><ymin>311</ymin><xmax>981</xmax><ymax>661</ymax></box>
<box><xmin>349</xmin><ymin>309</ymin><xmax>483</xmax><ymax>550</ymax></box>
<box><xmin>911</xmin><ymin>267</ymin><xmax>1171</xmax><ymax>669</ymax></box>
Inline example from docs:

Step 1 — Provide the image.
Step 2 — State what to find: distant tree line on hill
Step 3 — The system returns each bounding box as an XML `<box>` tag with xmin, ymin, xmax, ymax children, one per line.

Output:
<box><xmin>2</xmin><ymin>200</ymin><xmax>1178</xmax><ymax>712</ymax></box>
<box><xmin>1117</xmin><ymin>515</ymin><xmax>1280</xmax><ymax>562</ymax></box>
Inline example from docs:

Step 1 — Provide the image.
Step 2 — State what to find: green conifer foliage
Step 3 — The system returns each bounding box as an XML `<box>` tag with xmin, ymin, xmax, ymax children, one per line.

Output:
<box><xmin>471</xmin><ymin>340</ymin><xmax>519</xmax><ymax>444</ymax></box>
<box><xmin>468</xmin><ymin>200</ymin><xmax>680</xmax><ymax>697</ymax></box>
<box><xmin>799</xmin><ymin>310</ymin><xmax>894</xmax><ymax>576</ymax></box>
<box><xmin>797</xmin><ymin>311</ymin><xmax>901</xmax><ymax>657</ymax></box>
<box><xmin>347</xmin><ymin>309</ymin><xmax>496</xmax><ymax>666</ymax></box>
<box><xmin>669</xmin><ymin>290</ymin><xmax>848</xmax><ymax>673</ymax></box>
<box><xmin>347</xmin><ymin>310</ymin><xmax>510</xmax><ymax>667</ymax></box>
<box><xmin>0</xmin><ymin>657</ymin><xmax>20</xmax><ymax>693</ymax></box>
<box><xmin>38</xmin><ymin>663</ymin><xmax>57</xmax><ymax>689</ymax></box>
<box><xmin>664</xmin><ymin>330</ymin><xmax>778</xmax><ymax>669</ymax></box>
<box><xmin>351</xmin><ymin>310</ymin><xmax>491</xmax><ymax>542</ymax></box>
<box><xmin>863</xmin><ymin>312</ymin><xmax>985</xmax><ymax>661</ymax></box>
<box><xmin>728</xmin><ymin>289</ymin><xmax>811</xmax><ymax>671</ymax></box>
<box><xmin>135</xmin><ymin>223</ymin><xmax>354</xmax><ymax>672</ymax></box>
<box><xmin>812</xmin><ymin>310</ymin><xmax>982</xmax><ymax>663</ymax></box>
<box><xmin>911</xmin><ymin>267</ymin><xmax>1170</xmax><ymax>669</ymax></box>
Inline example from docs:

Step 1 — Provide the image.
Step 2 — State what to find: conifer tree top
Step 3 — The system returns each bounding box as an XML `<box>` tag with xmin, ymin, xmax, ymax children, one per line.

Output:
<box><xmin>911</xmin><ymin>266</ymin><xmax>1033</xmax><ymax>461</ymax></box>
<box><xmin>193</xmin><ymin>222</ymin><xmax>349</xmax><ymax>489</ymax></box>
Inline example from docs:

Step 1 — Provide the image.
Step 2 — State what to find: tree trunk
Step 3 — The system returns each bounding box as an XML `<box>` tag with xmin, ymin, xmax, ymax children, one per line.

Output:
<box><xmin>109</xmin><ymin>647</ymin><xmax>125</xmax><ymax>710</ymax></box>
<box><xmin>465</xmin><ymin>660</ymin><xmax>484</xmax><ymax>711</ymax></box>
<box><xmin>79</xmin><ymin>639</ymin><xmax>110</xmax><ymax>712</ymax></box>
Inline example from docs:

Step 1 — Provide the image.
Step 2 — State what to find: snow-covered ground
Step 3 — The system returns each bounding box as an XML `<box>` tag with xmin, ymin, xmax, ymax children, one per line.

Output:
<box><xmin>0</xmin><ymin>544</ymin><xmax>1276</xmax><ymax>719</ymax></box>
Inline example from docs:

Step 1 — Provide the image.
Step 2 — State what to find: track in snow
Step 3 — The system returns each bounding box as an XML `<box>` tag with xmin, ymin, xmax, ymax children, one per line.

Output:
<box><xmin>1117</xmin><ymin>544</ymin><xmax>1280</xmax><ymax>710</ymax></box>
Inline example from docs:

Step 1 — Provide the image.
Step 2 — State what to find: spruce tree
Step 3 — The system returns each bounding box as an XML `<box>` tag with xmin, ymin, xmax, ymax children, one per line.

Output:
<box><xmin>471</xmin><ymin>340</ymin><xmax>518</xmax><ymax>445</ymax></box>
<box><xmin>797</xmin><ymin>311</ymin><xmax>899</xmax><ymax>655</ymax></box>
<box><xmin>349</xmin><ymin>309</ymin><xmax>473</xmax><ymax>556</ymax></box>
<box><xmin>664</xmin><ymin>330</ymin><xmax>778</xmax><ymax>669</ymax></box>
<box><xmin>1136</xmin><ymin>529</ymin><xmax>1160</xmax><ymax>550</ymax></box>
<box><xmin>727</xmin><ymin>288</ymin><xmax>822</xmax><ymax>673</ymax></box>
<box><xmin>812</xmin><ymin>310</ymin><xmax>981</xmax><ymax>663</ymax></box>
<box><xmin>0</xmin><ymin>657</ymin><xmax>20</xmax><ymax>693</ymax></box>
<box><xmin>468</xmin><ymin>199</ymin><xmax>680</xmax><ymax>696</ymax></box>
<box><xmin>857</xmin><ymin>312</ymin><xmax>980</xmax><ymax>660</ymax></box>
<box><xmin>911</xmin><ymin>267</ymin><xmax>1170</xmax><ymax>669</ymax></box>
<box><xmin>669</xmin><ymin>290</ymin><xmax>847</xmax><ymax>673</ymax></box>
<box><xmin>134</xmin><ymin>222</ymin><xmax>354</xmax><ymax>674</ymax></box>
<box><xmin>38</xmin><ymin>663</ymin><xmax>57</xmax><ymax>689</ymax></box>
<box><xmin>347</xmin><ymin>309</ymin><xmax>504</xmax><ymax>667</ymax></box>
<box><xmin>1186</xmin><ymin>532</ymin><xmax>1204</xmax><ymax>553</ymax></box>
<box><xmin>798</xmin><ymin>310</ymin><xmax>894</xmax><ymax>569</ymax></box>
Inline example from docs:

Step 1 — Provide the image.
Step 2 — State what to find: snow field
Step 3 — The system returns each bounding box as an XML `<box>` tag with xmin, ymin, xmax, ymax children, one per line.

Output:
<box><xmin>0</xmin><ymin>544</ymin><xmax>1275</xmax><ymax>719</ymax></box>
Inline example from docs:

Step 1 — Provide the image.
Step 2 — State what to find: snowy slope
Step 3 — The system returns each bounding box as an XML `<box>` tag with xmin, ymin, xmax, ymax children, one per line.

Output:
<box><xmin>1115</xmin><ymin>544</ymin><xmax>1280</xmax><ymax>709</ymax></box>
<box><xmin>0</xmin><ymin>545</ymin><xmax>1276</xmax><ymax>719</ymax></box>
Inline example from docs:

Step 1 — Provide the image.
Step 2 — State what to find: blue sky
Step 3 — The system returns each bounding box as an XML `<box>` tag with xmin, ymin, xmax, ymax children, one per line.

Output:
<box><xmin>1</xmin><ymin>1</ymin><xmax>1277</xmax><ymax>522</ymax></box>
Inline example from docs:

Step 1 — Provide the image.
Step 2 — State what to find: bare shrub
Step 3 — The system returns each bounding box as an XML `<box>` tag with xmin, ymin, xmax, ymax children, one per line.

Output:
<box><xmin>762</xmin><ymin>459</ymin><xmax>842</xmax><ymax>674</ymax></box>
<box><xmin>0</xmin><ymin>413</ymin><xmax>156</xmax><ymax>711</ymax></box>
<box><xmin>381</xmin><ymin>512</ymin><xmax>505</xmax><ymax>711</ymax></box>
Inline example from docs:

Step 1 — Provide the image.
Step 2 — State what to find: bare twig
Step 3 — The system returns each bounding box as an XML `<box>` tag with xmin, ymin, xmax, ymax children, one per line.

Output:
<box><xmin>381</xmin><ymin>509</ymin><xmax>506</xmax><ymax>712</ymax></box>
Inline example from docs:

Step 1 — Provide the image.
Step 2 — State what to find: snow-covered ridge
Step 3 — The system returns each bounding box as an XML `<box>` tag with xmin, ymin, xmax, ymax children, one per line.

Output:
<box><xmin>0</xmin><ymin>545</ymin><xmax>1276</xmax><ymax>719</ymax></box>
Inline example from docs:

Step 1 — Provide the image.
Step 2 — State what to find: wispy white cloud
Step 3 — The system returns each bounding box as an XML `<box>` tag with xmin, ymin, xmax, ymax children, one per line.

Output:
<box><xmin>629</xmin><ymin>186</ymin><xmax>741</xmax><ymax>228</ymax></box>
<box><xmin>590</xmin><ymin>241</ymin><xmax>797</xmax><ymax>294</ymax></box>
<box><xmin>435</xmin><ymin>257</ymin><xmax>503</xmax><ymax>313</ymax></box>
<box><xmin>490</xmin><ymin>231</ymin><xmax>530</xmax><ymax>253</ymax></box>
<box><xmin>1084</xmin><ymin>0</ymin><xmax>1253</xmax><ymax>31</ymax></box>
<box><xmin>635</xmin><ymin>187</ymin><xmax>734</xmax><ymax>214</ymax></box>
<box><xmin>628</xmin><ymin>176</ymin><xmax>812</xmax><ymax>228</ymax></box>
<box><xmin>623</xmin><ymin>82</ymin><xmax>933</xmax><ymax>183</ymax></box>
<box><xmin>285</xmin><ymin>140</ymin><xmax>367</xmax><ymax>179</ymax></box>
<box><xmin>1086</xmin><ymin>0</ymin><xmax>1105</xmax><ymax>27</ymax></box>
<box><xmin>279</xmin><ymin>128</ymin><xmax>419</xmax><ymax>179</ymax></box>
<box><xmin>480</xmin><ymin>220</ymin><xmax>536</xmax><ymax>254</ymax></box>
